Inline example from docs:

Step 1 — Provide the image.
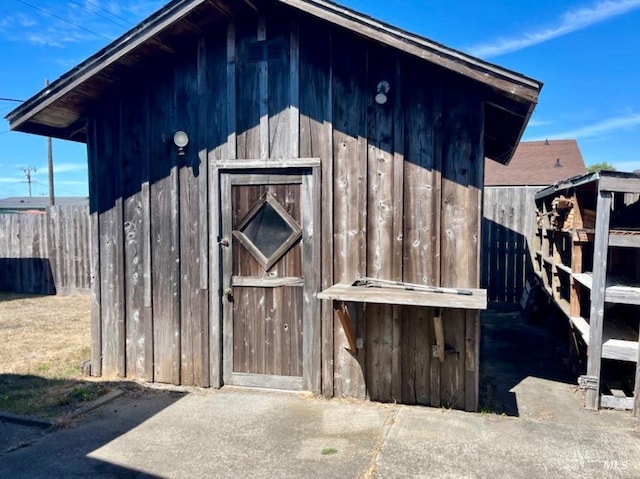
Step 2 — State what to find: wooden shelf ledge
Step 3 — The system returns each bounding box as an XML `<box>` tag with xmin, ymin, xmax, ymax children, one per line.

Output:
<box><xmin>318</xmin><ymin>283</ymin><xmax>487</xmax><ymax>310</ymax></box>
<box><xmin>570</xmin><ymin>316</ymin><xmax>639</xmax><ymax>362</ymax></box>
<box><xmin>572</xmin><ymin>273</ymin><xmax>640</xmax><ymax>305</ymax></box>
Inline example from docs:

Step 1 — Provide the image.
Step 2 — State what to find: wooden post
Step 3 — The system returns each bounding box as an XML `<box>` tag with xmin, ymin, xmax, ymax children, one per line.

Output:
<box><xmin>585</xmin><ymin>189</ymin><xmax>611</xmax><ymax>410</ymax></box>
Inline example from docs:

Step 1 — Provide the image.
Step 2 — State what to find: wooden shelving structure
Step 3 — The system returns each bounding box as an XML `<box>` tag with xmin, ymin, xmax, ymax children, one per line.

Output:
<box><xmin>533</xmin><ymin>171</ymin><xmax>640</xmax><ymax>413</ymax></box>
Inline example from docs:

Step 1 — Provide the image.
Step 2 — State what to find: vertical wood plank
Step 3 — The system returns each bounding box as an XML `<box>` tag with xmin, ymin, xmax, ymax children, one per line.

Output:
<box><xmin>299</xmin><ymin>17</ymin><xmax>333</xmax><ymax>397</ymax></box>
<box><xmin>227</xmin><ymin>20</ymin><xmax>237</xmax><ymax>160</ymax></box>
<box><xmin>150</xmin><ymin>64</ymin><xmax>179</xmax><ymax>384</ymax></box>
<box><xmin>122</xmin><ymin>86</ymin><xmax>149</xmax><ymax>379</ymax></box>
<box><xmin>267</xmin><ymin>15</ymin><xmax>291</xmax><ymax>158</ymax></box>
<box><xmin>96</xmin><ymin>98</ymin><xmax>126</xmax><ymax>378</ymax></box>
<box><xmin>391</xmin><ymin>58</ymin><xmax>404</xmax><ymax>402</ymax></box>
<box><xmin>142</xmin><ymin>89</ymin><xmax>154</xmax><ymax>382</ymax></box>
<box><xmin>176</xmin><ymin>47</ymin><xmax>203</xmax><ymax>386</ymax></box>
<box><xmin>258</xmin><ymin>17</ymin><xmax>269</xmax><ymax>159</ymax></box>
<box><xmin>439</xmin><ymin>74</ymin><xmax>483</xmax><ymax>410</ymax></box>
<box><xmin>208</xmin><ymin>22</ymin><xmax>234</xmax><ymax>388</ymax></box>
<box><xmin>221</xmin><ymin>173</ymin><xmax>234</xmax><ymax>384</ymax></box>
<box><xmin>196</xmin><ymin>36</ymin><xmax>210</xmax><ymax>388</ymax></box>
<box><xmin>302</xmin><ymin>168</ymin><xmax>322</xmax><ymax>392</ymax></box>
<box><xmin>331</xmin><ymin>29</ymin><xmax>368</xmax><ymax>399</ymax></box>
<box><xmin>365</xmin><ymin>45</ymin><xmax>395</xmax><ymax>403</ymax></box>
<box><xmin>289</xmin><ymin>18</ymin><xmax>300</xmax><ymax>158</ymax></box>
<box><xmin>586</xmin><ymin>190</ymin><xmax>611</xmax><ymax>410</ymax></box>
<box><xmin>87</xmin><ymin>115</ymin><xmax>102</xmax><ymax>377</ymax></box>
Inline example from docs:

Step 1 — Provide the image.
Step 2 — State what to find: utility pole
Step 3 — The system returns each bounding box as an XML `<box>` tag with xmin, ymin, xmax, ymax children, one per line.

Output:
<box><xmin>22</xmin><ymin>167</ymin><xmax>37</xmax><ymax>197</ymax></box>
<box><xmin>46</xmin><ymin>79</ymin><xmax>55</xmax><ymax>206</ymax></box>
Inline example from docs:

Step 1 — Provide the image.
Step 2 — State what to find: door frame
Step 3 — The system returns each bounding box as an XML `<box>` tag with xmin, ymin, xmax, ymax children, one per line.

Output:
<box><xmin>210</xmin><ymin>159</ymin><xmax>321</xmax><ymax>393</ymax></box>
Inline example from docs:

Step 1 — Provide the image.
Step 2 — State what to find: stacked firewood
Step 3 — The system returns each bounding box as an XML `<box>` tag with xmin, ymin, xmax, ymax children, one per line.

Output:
<box><xmin>551</xmin><ymin>195</ymin><xmax>574</xmax><ymax>231</ymax></box>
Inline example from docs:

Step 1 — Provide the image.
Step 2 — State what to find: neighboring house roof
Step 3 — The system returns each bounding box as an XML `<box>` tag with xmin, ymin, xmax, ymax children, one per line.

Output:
<box><xmin>484</xmin><ymin>139</ymin><xmax>587</xmax><ymax>187</ymax></box>
<box><xmin>0</xmin><ymin>197</ymin><xmax>89</xmax><ymax>212</ymax></box>
<box><xmin>5</xmin><ymin>0</ymin><xmax>542</xmax><ymax>164</ymax></box>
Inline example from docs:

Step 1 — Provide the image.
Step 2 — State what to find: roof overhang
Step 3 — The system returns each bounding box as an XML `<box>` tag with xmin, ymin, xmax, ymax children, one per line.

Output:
<box><xmin>6</xmin><ymin>0</ymin><xmax>542</xmax><ymax>163</ymax></box>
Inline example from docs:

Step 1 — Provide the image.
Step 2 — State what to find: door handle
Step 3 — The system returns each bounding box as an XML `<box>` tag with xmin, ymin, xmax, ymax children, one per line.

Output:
<box><xmin>224</xmin><ymin>287</ymin><xmax>233</xmax><ymax>301</ymax></box>
<box><xmin>218</xmin><ymin>238</ymin><xmax>230</xmax><ymax>247</ymax></box>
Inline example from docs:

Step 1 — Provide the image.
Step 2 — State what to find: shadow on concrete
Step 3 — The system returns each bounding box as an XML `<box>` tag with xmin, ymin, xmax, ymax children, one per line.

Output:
<box><xmin>0</xmin><ymin>378</ymin><xmax>186</xmax><ymax>478</ymax></box>
<box><xmin>479</xmin><ymin>301</ymin><xmax>575</xmax><ymax>417</ymax></box>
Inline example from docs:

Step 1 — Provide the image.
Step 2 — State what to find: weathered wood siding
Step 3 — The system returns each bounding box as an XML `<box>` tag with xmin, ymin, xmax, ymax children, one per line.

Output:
<box><xmin>0</xmin><ymin>206</ymin><xmax>90</xmax><ymax>294</ymax></box>
<box><xmin>88</xmin><ymin>6</ymin><xmax>485</xmax><ymax>409</ymax></box>
<box><xmin>482</xmin><ymin>186</ymin><xmax>539</xmax><ymax>303</ymax></box>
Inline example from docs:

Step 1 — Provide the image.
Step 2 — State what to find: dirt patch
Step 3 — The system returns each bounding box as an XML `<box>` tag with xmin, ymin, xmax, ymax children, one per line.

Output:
<box><xmin>0</xmin><ymin>292</ymin><xmax>111</xmax><ymax>418</ymax></box>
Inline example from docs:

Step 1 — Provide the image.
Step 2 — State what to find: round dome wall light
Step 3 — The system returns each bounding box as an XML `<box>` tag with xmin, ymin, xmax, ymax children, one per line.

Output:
<box><xmin>375</xmin><ymin>81</ymin><xmax>390</xmax><ymax>105</ymax></box>
<box><xmin>173</xmin><ymin>130</ymin><xmax>189</xmax><ymax>156</ymax></box>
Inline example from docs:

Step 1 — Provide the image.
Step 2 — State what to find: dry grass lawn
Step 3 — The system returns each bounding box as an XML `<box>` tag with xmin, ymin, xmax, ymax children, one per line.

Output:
<box><xmin>0</xmin><ymin>292</ymin><xmax>111</xmax><ymax>418</ymax></box>
<box><xmin>0</xmin><ymin>293</ymin><xmax>91</xmax><ymax>377</ymax></box>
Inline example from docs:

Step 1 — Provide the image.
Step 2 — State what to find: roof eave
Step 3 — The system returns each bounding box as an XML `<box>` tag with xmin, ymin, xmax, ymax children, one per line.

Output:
<box><xmin>7</xmin><ymin>0</ymin><xmax>542</xmax><ymax>155</ymax></box>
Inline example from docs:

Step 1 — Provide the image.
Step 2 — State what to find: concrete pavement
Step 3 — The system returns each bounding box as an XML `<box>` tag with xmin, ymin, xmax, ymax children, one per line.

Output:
<box><xmin>1</xmin><ymin>384</ymin><xmax>640</xmax><ymax>478</ymax></box>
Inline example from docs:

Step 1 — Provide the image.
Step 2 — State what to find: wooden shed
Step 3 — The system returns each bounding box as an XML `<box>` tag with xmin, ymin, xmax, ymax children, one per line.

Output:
<box><xmin>7</xmin><ymin>0</ymin><xmax>541</xmax><ymax>411</ymax></box>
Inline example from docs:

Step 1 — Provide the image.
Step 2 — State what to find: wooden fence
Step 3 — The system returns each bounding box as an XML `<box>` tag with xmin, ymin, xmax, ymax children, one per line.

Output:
<box><xmin>0</xmin><ymin>205</ymin><xmax>90</xmax><ymax>294</ymax></box>
<box><xmin>482</xmin><ymin>186</ymin><xmax>540</xmax><ymax>303</ymax></box>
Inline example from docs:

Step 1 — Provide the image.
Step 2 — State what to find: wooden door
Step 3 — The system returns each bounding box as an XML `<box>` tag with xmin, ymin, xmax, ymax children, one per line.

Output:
<box><xmin>221</xmin><ymin>170</ymin><xmax>319</xmax><ymax>391</ymax></box>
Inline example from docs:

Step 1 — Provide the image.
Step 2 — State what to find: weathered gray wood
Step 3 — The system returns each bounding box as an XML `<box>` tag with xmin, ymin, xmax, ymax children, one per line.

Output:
<box><xmin>608</xmin><ymin>232</ymin><xmax>640</xmax><ymax>248</ymax></box>
<box><xmin>121</xmin><ymin>87</ymin><xmax>149</xmax><ymax>380</ymax></box>
<box><xmin>318</xmin><ymin>283</ymin><xmax>487</xmax><ymax>309</ymax></box>
<box><xmin>302</xmin><ymin>168</ymin><xmax>322</xmax><ymax>393</ymax></box>
<box><xmin>226</xmin><ymin>20</ymin><xmax>237</xmax><ymax>160</ymax></box>
<box><xmin>465</xmin><ymin>310</ymin><xmax>480</xmax><ymax>412</ymax></box>
<box><xmin>585</xmin><ymin>190</ymin><xmax>612</xmax><ymax>410</ymax></box>
<box><xmin>331</xmin><ymin>29</ymin><xmax>368</xmax><ymax>400</ymax></box>
<box><xmin>220</xmin><ymin>173</ymin><xmax>234</xmax><ymax>385</ymax></box>
<box><xmin>141</xmin><ymin>93</ymin><xmax>153</xmax><ymax>383</ymax></box>
<box><xmin>599</xmin><ymin>175</ymin><xmax>640</xmax><ymax>194</ymax></box>
<box><xmin>212</xmin><ymin>158</ymin><xmax>320</xmax><ymax>169</ymax></box>
<box><xmin>96</xmin><ymin>98</ymin><xmax>126</xmax><ymax>378</ymax></box>
<box><xmin>601</xmin><ymin>394</ymin><xmax>634</xmax><ymax>410</ymax></box>
<box><xmin>149</xmin><ymin>70</ymin><xmax>179</xmax><ymax>385</ymax></box>
<box><xmin>267</xmin><ymin>15</ymin><xmax>291</xmax><ymax>158</ymax></box>
<box><xmin>258</xmin><ymin>17</ymin><xmax>269</xmax><ymax>159</ymax></box>
<box><xmin>88</xmin><ymin>115</ymin><xmax>102</xmax><ymax>377</ymax></box>
<box><xmin>289</xmin><ymin>18</ymin><xmax>300</xmax><ymax>158</ymax></box>
<box><xmin>228</xmin><ymin>372</ymin><xmax>303</xmax><ymax>390</ymax></box>
<box><xmin>276</xmin><ymin>0</ymin><xmax>540</xmax><ymax>103</ymax></box>
<box><xmin>365</xmin><ymin>46</ymin><xmax>395</xmax><ymax>402</ymax></box>
<box><xmin>176</xmin><ymin>48</ymin><xmax>205</xmax><ymax>387</ymax></box>
<box><xmin>197</xmin><ymin>36</ymin><xmax>209</xmax><ymax>295</ymax></box>
<box><xmin>439</xmin><ymin>76</ymin><xmax>483</xmax><ymax>409</ymax></box>
<box><xmin>236</xmin><ymin>17</ymin><xmax>260</xmax><ymax>159</ymax></box>
<box><xmin>299</xmin><ymin>16</ymin><xmax>334</xmax><ymax>397</ymax></box>
<box><xmin>482</xmin><ymin>186</ymin><xmax>539</xmax><ymax>303</ymax></box>
<box><xmin>232</xmin><ymin>276</ymin><xmax>304</xmax><ymax>287</ymax></box>
<box><xmin>390</xmin><ymin>59</ymin><xmax>404</xmax><ymax>403</ymax></box>
<box><xmin>206</xmin><ymin>25</ymin><xmax>233</xmax><ymax>389</ymax></box>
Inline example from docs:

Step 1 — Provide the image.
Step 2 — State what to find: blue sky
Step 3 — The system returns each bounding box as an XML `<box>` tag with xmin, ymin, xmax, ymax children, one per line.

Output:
<box><xmin>1</xmin><ymin>0</ymin><xmax>639</xmax><ymax>198</ymax></box>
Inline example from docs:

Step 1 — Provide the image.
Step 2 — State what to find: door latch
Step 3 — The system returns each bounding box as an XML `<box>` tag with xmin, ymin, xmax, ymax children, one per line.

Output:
<box><xmin>218</xmin><ymin>238</ymin><xmax>230</xmax><ymax>247</ymax></box>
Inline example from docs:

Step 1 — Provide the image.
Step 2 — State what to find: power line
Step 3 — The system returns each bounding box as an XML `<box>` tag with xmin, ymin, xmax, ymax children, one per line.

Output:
<box><xmin>14</xmin><ymin>0</ymin><xmax>113</xmax><ymax>42</ymax></box>
<box><xmin>67</xmin><ymin>0</ymin><xmax>133</xmax><ymax>30</ymax></box>
<box><xmin>0</xmin><ymin>97</ymin><xmax>24</xmax><ymax>103</ymax></box>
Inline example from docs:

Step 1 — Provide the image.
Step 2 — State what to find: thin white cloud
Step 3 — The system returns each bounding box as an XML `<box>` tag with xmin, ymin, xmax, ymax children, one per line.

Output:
<box><xmin>0</xmin><ymin>1</ymin><xmax>165</xmax><ymax>48</ymax></box>
<box><xmin>526</xmin><ymin>118</ymin><xmax>552</xmax><ymax>128</ymax></box>
<box><xmin>527</xmin><ymin>113</ymin><xmax>640</xmax><ymax>141</ymax></box>
<box><xmin>33</xmin><ymin>163</ymin><xmax>87</xmax><ymax>174</ymax></box>
<box><xmin>0</xmin><ymin>177</ymin><xmax>22</xmax><ymax>184</ymax></box>
<box><xmin>469</xmin><ymin>0</ymin><xmax>640</xmax><ymax>57</ymax></box>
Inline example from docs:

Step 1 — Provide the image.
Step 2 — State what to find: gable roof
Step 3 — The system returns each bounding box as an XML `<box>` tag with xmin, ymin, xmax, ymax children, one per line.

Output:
<box><xmin>6</xmin><ymin>0</ymin><xmax>542</xmax><ymax>164</ymax></box>
<box><xmin>484</xmin><ymin>139</ymin><xmax>587</xmax><ymax>186</ymax></box>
